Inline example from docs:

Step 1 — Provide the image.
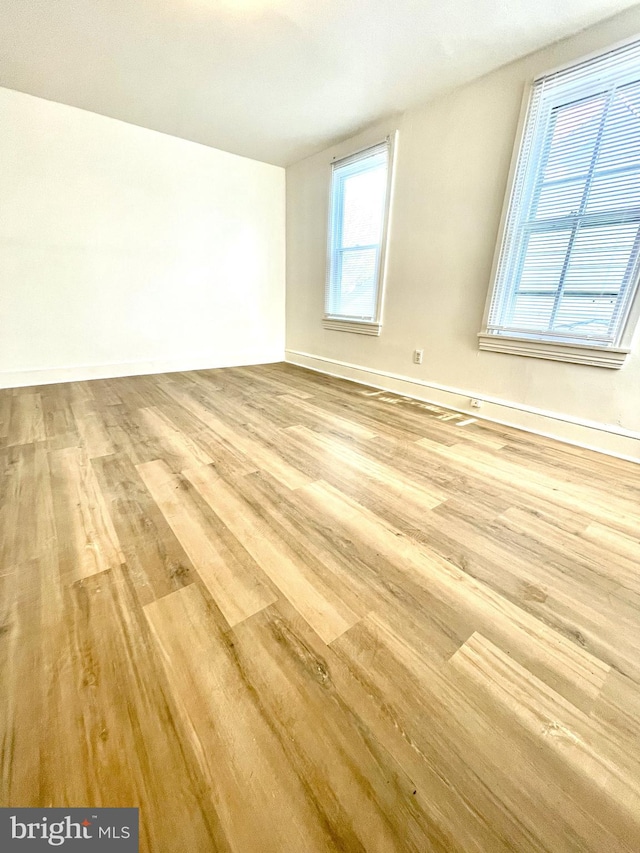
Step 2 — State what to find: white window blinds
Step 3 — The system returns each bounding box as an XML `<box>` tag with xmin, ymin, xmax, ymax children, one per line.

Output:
<box><xmin>325</xmin><ymin>140</ymin><xmax>392</xmax><ymax>333</ymax></box>
<box><xmin>485</xmin><ymin>38</ymin><xmax>640</xmax><ymax>351</ymax></box>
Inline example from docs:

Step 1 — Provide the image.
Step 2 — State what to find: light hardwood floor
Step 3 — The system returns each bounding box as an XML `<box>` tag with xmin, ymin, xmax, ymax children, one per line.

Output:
<box><xmin>1</xmin><ymin>362</ymin><xmax>639</xmax><ymax>852</ymax></box>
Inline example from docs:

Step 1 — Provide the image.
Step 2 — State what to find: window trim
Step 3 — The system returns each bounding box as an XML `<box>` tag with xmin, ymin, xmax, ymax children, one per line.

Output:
<box><xmin>323</xmin><ymin>133</ymin><xmax>396</xmax><ymax>335</ymax></box>
<box><xmin>477</xmin><ymin>333</ymin><xmax>630</xmax><ymax>368</ymax></box>
<box><xmin>479</xmin><ymin>38</ymin><xmax>640</xmax><ymax>368</ymax></box>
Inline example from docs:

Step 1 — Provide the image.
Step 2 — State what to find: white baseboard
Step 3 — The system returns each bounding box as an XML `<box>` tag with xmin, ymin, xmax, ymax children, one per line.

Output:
<box><xmin>286</xmin><ymin>349</ymin><xmax>640</xmax><ymax>463</ymax></box>
<box><xmin>0</xmin><ymin>351</ymin><xmax>285</xmax><ymax>390</ymax></box>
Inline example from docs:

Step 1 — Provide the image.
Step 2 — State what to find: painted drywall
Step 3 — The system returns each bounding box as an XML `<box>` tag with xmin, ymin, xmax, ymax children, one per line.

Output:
<box><xmin>285</xmin><ymin>5</ymin><xmax>640</xmax><ymax>459</ymax></box>
<box><xmin>0</xmin><ymin>87</ymin><xmax>285</xmax><ymax>388</ymax></box>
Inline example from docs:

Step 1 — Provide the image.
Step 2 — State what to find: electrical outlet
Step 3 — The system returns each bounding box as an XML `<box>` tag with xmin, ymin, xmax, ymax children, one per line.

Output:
<box><xmin>413</xmin><ymin>349</ymin><xmax>424</xmax><ymax>364</ymax></box>
<box><xmin>470</xmin><ymin>398</ymin><xmax>482</xmax><ymax>409</ymax></box>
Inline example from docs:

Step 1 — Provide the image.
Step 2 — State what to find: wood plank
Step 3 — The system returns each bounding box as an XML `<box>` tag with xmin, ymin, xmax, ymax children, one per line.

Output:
<box><xmin>499</xmin><ymin>506</ymin><xmax>640</xmax><ymax>596</ymax></box>
<box><xmin>137</xmin><ymin>460</ymin><xmax>277</xmax><ymax>625</ymax></box>
<box><xmin>42</xmin><ymin>386</ymin><xmax>79</xmax><ymax>449</ymax></box>
<box><xmin>590</xmin><ymin>670</ymin><xmax>640</xmax><ymax>746</ymax></box>
<box><xmin>229</xmin><ymin>598</ymin><xmax>446</xmax><ymax>852</ymax></box>
<box><xmin>100</xmin><ymin>403</ymin><xmax>166</xmax><ymax>466</ymax></box>
<box><xmin>0</xmin><ymin>392</ymin><xmax>12</xmax><ymax>445</ymax></box>
<box><xmin>583</xmin><ymin>522</ymin><xmax>640</xmax><ymax>564</ymax></box>
<box><xmin>144</xmin><ymin>584</ymin><xmax>337</xmax><ymax>853</ymax></box>
<box><xmin>298</xmin><ymin>480</ymin><xmax>610</xmax><ymax>711</ymax></box>
<box><xmin>49</xmin><ymin>447</ymin><xmax>124</xmax><ymax>582</ymax></box>
<box><xmin>2</xmin><ymin>364</ymin><xmax>639</xmax><ymax>851</ymax></box>
<box><xmin>332</xmin><ymin>615</ymin><xmax>637</xmax><ymax>852</ymax></box>
<box><xmin>136</xmin><ymin>406</ymin><xmax>214</xmax><ymax>471</ymax></box>
<box><xmin>329</xmin><ymin>614</ymin><xmax>553</xmax><ymax>852</ymax></box>
<box><xmin>447</xmin><ymin>632</ymin><xmax>640</xmax><ymax>850</ymax></box>
<box><xmin>417</xmin><ymin>439</ymin><xmax>640</xmax><ymax>537</ymax></box>
<box><xmin>182</xmin><ymin>464</ymin><xmax>363</xmax><ymax>643</ymax></box>
<box><xmin>160</xmin><ymin>385</ymin><xmax>312</xmax><ymax>489</ymax></box>
<box><xmin>0</xmin><ymin>443</ymin><xmax>56</xmax><ymax>568</ymax></box>
<box><xmin>32</xmin><ymin>568</ymin><xmax>228</xmax><ymax>851</ymax></box>
<box><xmin>286</xmin><ymin>425</ymin><xmax>448</xmax><ymax>509</ymax></box>
<box><xmin>143</xmin><ymin>395</ymin><xmax>260</xmax><ymax>479</ymax></box>
<box><xmin>276</xmin><ymin>394</ymin><xmax>379</xmax><ymax>440</ymax></box>
<box><xmin>0</xmin><ymin>551</ymin><xmax>63</xmax><ymax>806</ymax></box>
<box><xmin>92</xmin><ymin>453</ymin><xmax>198</xmax><ymax>605</ymax></box>
<box><xmin>71</xmin><ymin>397</ymin><xmax>114</xmax><ymax>458</ymax></box>
<box><xmin>7</xmin><ymin>394</ymin><xmax>46</xmax><ymax>446</ymax></box>
<box><xmin>225</xmin><ymin>469</ymin><xmax>467</xmax><ymax>664</ymax></box>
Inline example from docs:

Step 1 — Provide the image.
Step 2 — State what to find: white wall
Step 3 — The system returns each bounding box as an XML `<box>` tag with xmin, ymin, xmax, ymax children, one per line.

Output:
<box><xmin>285</xmin><ymin>6</ymin><xmax>640</xmax><ymax>460</ymax></box>
<box><xmin>0</xmin><ymin>87</ymin><xmax>285</xmax><ymax>388</ymax></box>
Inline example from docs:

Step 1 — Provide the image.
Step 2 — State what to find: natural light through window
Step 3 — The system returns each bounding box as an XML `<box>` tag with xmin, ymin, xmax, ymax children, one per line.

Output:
<box><xmin>479</xmin><ymin>37</ymin><xmax>640</xmax><ymax>368</ymax></box>
<box><xmin>324</xmin><ymin>139</ymin><xmax>393</xmax><ymax>335</ymax></box>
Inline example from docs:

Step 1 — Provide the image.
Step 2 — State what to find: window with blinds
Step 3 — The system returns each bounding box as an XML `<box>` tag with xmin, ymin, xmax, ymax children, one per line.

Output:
<box><xmin>324</xmin><ymin>139</ymin><xmax>393</xmax><ymax>335</ymax></box>
<box><xmin>480</xmin><ymin>38</ymin><xmax>640</xmax><ymax>367</ymax></box>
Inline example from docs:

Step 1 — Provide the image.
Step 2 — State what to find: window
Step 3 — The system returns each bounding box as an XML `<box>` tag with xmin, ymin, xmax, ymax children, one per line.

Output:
<box><xmin>324</xmin><ymin>138</ymin><xmax>394</xmax><ymax>335</ymax></box>
<box><xmin>480</xmin><ymin>38</ymin><xmax>640</xmax><ymax>368</ymax></box>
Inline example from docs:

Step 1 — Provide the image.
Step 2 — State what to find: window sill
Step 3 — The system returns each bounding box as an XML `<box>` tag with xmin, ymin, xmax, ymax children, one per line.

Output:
<box><xmin>323</xmin><ymin>318</ymin><xmax>382</xmax><ymax>336</ymax></box>
<box><xmin>477</xmin><ymin>333</ymin><xmax>629</xmax><ymax>369</ymax></box>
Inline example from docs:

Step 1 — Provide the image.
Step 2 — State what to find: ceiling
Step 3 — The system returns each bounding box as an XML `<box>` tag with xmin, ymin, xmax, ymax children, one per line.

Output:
<box><xmin>1</xmin><ymin>0</ymin><xmax>637</xmax><ymax>166</ymax></box>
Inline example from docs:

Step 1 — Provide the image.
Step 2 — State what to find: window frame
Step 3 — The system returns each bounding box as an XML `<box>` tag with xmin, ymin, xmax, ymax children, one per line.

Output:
<box><xmin>323</xmin><ymin>134</ymin><xmax>396</xmax><ymax>336</ymax></box>
<box><xmin>479</xmin><ymin>36</ymin><xmax>640</xmax><ymax>369</ymax></box>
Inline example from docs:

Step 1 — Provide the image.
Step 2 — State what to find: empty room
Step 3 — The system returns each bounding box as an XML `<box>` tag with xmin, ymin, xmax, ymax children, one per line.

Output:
<box><xmin>1</xmin><ymin>0</ymin><xmax>640</xmax><ymax>850</ymax></box>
